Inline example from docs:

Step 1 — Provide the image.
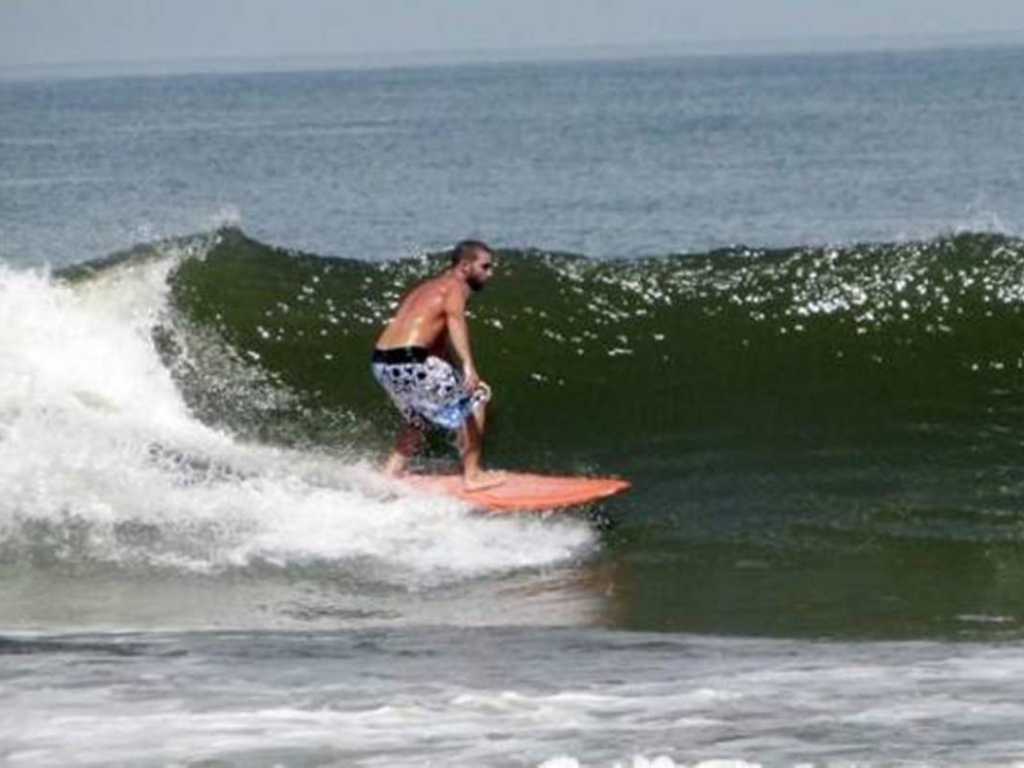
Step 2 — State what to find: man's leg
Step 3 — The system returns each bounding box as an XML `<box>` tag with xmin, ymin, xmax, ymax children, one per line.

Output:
<box><xmin>383</xmin><ymin>424</ymin><xmax>424</xmax><ymax>477</ymax></box>
<box><xmin>459</xmin><ymin>402</ymin><xmax>504</xmax><ymax>491</ymax></box>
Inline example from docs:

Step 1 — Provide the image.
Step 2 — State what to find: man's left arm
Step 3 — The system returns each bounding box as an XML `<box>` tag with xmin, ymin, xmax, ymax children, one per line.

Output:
<box><xmin>444</xmin><ymin>288</ymin><xmax>481</xmax><ymax>391</ymax></box>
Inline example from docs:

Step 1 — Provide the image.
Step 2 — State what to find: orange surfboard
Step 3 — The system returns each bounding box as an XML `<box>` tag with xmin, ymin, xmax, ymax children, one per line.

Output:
<box><xmin>404</xmin><ymin>472</ymin><xmax>631</xmax><ymax>512</ymax></box>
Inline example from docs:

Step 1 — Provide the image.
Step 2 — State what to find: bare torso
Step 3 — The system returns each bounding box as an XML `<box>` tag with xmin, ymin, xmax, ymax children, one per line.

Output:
<box><xmin>375</xmin><ymin>273</ymin><xmax>463</xmax><ymax>358</ymax></box>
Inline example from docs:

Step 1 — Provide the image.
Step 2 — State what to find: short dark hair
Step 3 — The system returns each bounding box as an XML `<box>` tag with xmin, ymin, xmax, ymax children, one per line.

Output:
<box><xmin>450</xmin><ymin>239</ymin><xmax>493</xmax><ymax>266</ymax></box>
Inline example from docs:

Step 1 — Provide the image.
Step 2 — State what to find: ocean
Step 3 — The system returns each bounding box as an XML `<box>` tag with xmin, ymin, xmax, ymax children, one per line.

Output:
<box><xmin>3</xmin><ymin>44</ymin><xmax>1024</xmax><ymax>766</ymax></box>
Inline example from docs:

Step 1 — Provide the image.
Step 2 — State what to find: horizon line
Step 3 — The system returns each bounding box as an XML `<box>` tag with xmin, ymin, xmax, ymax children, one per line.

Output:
<box><xmin>3</xmin><ymin>27</ymin><xmax>1024</xmax><ymax>82</ymax></box>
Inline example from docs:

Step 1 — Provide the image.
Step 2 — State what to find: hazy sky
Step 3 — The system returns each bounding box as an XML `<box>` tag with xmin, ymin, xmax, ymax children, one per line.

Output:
<box><xmin>3</xmin><ymin>0</ymin><xmax>1024</xmax><ymax>70</ymax></box>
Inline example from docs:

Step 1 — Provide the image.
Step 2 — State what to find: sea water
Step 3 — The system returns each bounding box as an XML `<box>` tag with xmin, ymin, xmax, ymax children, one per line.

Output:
<box><xmin>3</xmin><ymin>45</ymin><xmax>1024</xmax><ymax>766</ymax></box>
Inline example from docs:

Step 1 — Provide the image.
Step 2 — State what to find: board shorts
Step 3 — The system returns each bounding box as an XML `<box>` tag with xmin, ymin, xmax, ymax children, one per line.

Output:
<box><xmin>371</xmin><ymin>347</ymin><xmax>489</xmax><ymax>431</ymax></box>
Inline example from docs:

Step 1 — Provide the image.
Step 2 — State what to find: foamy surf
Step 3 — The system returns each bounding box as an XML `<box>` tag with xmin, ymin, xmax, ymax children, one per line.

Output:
<box><xmin>7</xmin><ymin>628</ymin><xmax>1024</xmax><ymax>768</ymax></box>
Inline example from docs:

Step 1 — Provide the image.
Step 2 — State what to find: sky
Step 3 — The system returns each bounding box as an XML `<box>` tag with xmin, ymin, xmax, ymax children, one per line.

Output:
<box><xmin>2</xmin><ymin>0</ymin><xmax>1024</xmax><ymax>73</ymax></box>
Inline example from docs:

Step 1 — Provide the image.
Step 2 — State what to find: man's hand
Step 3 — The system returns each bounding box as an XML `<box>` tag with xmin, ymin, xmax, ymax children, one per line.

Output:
<box><xmin>463</xmin><ymin>365</ymin><xmax>481</xmax><ymax>393</ymax></box>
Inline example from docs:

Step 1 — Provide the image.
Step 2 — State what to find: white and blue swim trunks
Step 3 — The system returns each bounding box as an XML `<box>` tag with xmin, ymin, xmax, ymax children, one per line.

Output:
<box><xmin>371</xmin><ymin>347</ymin><xmax>489</xmax><ymax>431</ymax></box>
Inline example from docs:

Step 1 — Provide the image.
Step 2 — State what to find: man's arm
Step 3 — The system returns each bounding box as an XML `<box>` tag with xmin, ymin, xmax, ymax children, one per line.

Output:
<box><xmin>444</xmin><ymin>286</ymin><xmax>481</xmax><ymax>391</ymax></box>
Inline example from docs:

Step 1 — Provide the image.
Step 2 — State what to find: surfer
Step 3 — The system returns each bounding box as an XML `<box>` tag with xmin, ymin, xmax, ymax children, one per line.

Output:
<box><xmin>371</xmin><ymin>240</ymin><xmax>504</xmax><ymax>491</ymax></box>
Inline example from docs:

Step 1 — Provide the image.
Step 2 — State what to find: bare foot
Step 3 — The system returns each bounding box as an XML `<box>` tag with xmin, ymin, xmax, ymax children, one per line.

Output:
<box><xmin>463</xmin><ymin>470</ymin><xmax>507</xmax><ymax>492</ymax></box>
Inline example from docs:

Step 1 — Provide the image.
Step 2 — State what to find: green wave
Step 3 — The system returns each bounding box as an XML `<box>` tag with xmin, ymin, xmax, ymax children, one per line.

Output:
<box><xmin>113</xmin><ymin>227</ymin><xmax>1018</xmax><ymax>469</ymax></box>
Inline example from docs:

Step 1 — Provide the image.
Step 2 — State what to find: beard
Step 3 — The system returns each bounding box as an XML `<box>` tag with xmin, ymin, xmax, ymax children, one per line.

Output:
<box><xmin>468</xmin><ymin>276</ymin><xmax>486</xmax><ymax>292</ymax></box>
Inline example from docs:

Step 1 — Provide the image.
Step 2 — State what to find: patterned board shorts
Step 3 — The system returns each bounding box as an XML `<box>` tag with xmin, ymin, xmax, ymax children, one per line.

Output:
<box><xmin>371</xmin><ymin>347</ymin><xmax>489</xmax><ymax>431</ymax></box>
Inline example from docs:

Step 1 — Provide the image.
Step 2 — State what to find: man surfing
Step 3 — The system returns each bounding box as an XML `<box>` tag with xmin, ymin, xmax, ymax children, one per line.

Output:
<box><xmin>371</xmin><ymin>240</ymin><xmax>504</xmax><ymax>491</ymax></box>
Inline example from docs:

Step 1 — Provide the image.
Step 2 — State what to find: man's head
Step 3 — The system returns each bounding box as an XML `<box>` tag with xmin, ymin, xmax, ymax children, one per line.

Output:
<box><xmin>450</xmin><ymin>239</ymin><xmax>495</xmax><ymax>292</ymax></box>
